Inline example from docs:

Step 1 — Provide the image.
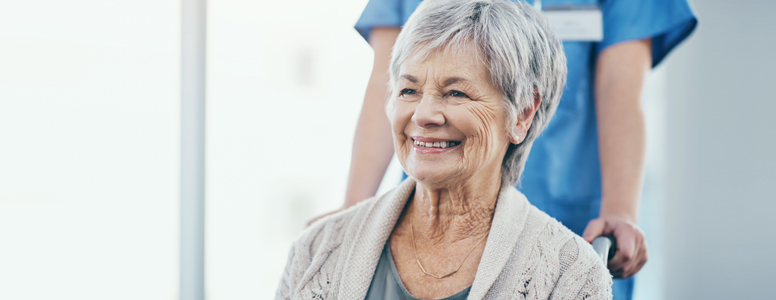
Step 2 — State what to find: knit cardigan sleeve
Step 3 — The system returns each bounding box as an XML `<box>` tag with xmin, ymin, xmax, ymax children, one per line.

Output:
<box><xmin>274</xmin><ymin>218</ymin><xmax>335</xmax><ymax>300</ymax></box>
<box><xmin>550</xmin><ymin>237</ymin><xmax>613</xmax><ymax>300</ymax></box>
<box><xmin>572</xmin><ymin>259</ymin><xmax>612</xmax><ymax>300</ymax></box>
<box><xmin>275</xmin><ymin>240</ymin><xmax>297</xmax><ymax>300</ymax></box>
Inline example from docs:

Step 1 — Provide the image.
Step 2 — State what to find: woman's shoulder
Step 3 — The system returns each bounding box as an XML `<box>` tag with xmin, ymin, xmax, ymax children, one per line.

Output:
<box><xmin>524</xmin><ymin>206</ymin><xmax>613</xmax><ymax>298</ymax></box>
<box><xmin>525</xmin><ymin>206</ymin><xmax>607</xmax><ymax>273</ymax></box>
<box><xmin>297</xmin><ymin>179</ymin><xmax>415</xmax><ymax>251</ymax></box>
<box><xmin>552</xmin><ymin>233</ymin><xmax>613</xmax><ymax>299</ymax></box>
<box><xmin>276</xmin><ymin>196</ymin><xmax>382</xmax><ymax>299</ymax></box>
<box><xmin>277</xmin><ymin>181</ymin><xmax>415</xmax><ymax>299</ymax></box>
<box><xmin>296</xmin><ymin>195</ymin><xmax>381</xmax><ymax>252</ymax></box>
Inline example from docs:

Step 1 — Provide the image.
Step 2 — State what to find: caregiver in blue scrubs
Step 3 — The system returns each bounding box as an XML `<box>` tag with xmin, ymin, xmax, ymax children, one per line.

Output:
<box><xmin>326</xmin><ymin>0</ymin><xmax>696</xmax><ymax>298</ymax></box>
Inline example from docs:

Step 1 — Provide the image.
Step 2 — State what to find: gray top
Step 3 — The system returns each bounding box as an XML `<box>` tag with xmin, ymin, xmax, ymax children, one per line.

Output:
<box><xmin>365</xmin><ymin>240</ymin><xmax>471</xmax><ymax>300</ymax></box>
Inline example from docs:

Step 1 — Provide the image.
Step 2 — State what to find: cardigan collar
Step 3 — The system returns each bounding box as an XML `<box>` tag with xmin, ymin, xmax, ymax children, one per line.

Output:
<box><xmin>336</xmin><ymin>178</ymin><xmax>532</xmax><ymax>300</ymax></box>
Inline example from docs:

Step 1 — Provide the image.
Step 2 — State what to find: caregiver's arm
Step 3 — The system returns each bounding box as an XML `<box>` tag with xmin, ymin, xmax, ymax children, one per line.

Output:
<box><xmin>583</xmin><ymin>39</ymin><xmax>651</xmax><ymax>279</ymax></box>
<box><xmin>306</xmin><ymin>28</ymin><xmax>400</xmax><ymax>226</ymax></box>
<box><xmin>343</xmin><ymin>27</ymin><xmax>400</xmax><ymax>208</ymax></box>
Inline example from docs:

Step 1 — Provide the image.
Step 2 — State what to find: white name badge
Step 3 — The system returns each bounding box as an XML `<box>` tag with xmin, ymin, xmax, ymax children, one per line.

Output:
<box><xmin>543</xmin><ymin>6</ymin><xmax>603</xmax><ymax>42</ymax></box>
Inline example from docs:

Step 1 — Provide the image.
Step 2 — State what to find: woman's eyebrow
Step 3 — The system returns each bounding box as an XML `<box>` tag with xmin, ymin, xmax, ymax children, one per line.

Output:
<box><xmin>400</xmin><ymin>74</ymin><xmax>419</xmax><ymax>83</ymax></box>
<box><xmin>443</xmin><ymin>77</ymin><xmax>472</xmax><ymax>87</ymax></box>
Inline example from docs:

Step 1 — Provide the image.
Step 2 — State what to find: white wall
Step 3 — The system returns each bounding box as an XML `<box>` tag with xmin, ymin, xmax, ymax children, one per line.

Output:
<box><xmin>663</xmin><ymin>1</ymin><xmax>776</xmax><ymax>298</ymax></box>
<box><xmin>0</xmin><ymin>1</ymin><xmax>179</xmax><ymax>299</ymax></box>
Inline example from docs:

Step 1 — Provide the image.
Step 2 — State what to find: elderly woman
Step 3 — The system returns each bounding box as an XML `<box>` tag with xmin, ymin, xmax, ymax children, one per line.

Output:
<box><xmin>276</xmin><ymin>0</ymin><xmax>612</xmax><ymax>299</ymax></box>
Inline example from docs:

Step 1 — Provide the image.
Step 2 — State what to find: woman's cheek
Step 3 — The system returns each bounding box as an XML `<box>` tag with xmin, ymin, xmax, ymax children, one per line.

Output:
<box><xmin>464</xmin><ymin>105</ymin><xmax>498</xmax><ymax>155</ymax></box>
<box><xmin>390</xmin><ymin>102</ymin><xmax>405</xmax><ymax>135</ymax></box>
<box><xmin>391</xmin><ymin>101</ymin><xmax>414</xmax><ymax>155</ymax></box>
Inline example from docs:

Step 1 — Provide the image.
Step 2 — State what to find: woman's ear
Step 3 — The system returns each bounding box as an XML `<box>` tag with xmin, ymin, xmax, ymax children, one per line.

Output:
<box><xmin>509</xmin><ymin>87</ymin><xmax>542</xmax><ymax>144</ymax></box>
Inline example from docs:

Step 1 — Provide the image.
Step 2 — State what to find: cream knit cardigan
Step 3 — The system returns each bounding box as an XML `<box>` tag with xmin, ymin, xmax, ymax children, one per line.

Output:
<box><xmin>275</xmin><ymin>179</ymin><xmax>612</xmax><ymax>299</ymax></box>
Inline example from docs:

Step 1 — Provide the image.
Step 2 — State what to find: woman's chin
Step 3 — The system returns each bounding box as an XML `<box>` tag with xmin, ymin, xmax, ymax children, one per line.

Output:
<box><xmin>407</xmin><ymin>168</ymin><xmax>459</xmax><ymax>186</ymax></box>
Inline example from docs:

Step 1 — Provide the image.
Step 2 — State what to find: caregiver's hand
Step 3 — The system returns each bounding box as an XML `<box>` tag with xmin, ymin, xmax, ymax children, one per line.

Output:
<box><xmin>583</xmin><ymin>215</ymin><xmax>648</xmax><ymax>279</ymax></box>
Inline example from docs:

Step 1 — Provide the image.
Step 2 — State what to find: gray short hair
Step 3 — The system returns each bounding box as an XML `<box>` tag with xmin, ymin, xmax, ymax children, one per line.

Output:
<box><xmin>388</xmin><ymin>0</ymin><xmax>567</xmax><ymax>187</ymax></box>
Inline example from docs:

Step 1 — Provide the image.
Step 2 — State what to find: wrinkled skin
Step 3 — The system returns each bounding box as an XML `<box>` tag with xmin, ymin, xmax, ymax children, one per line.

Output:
<box><xmin>391</xmin><ymin>46</ymin><xmax>525</xmax><ymax>192</ymax></box>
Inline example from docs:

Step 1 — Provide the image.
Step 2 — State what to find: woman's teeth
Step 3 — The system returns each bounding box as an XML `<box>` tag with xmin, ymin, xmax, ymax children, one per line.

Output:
<box><xmin>413</xmin><ymin>140</ymin><xmax>460</xmax><ymax>148</ymax></box>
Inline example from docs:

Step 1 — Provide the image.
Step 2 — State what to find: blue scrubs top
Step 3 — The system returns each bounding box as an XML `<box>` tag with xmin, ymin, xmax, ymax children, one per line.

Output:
<box><xmin>355</xmin><ymin>1</ymin><xmax>696</xmax><ymax>299</ymax></box>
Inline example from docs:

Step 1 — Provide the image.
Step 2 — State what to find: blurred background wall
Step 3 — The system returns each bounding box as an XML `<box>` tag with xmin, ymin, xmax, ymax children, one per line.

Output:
<box><xmin>0</xmin><ymin>0</ymin><xmax>773</xmax><ymax>299</ymax></box>
<box><xmin>0</xmin><ymin>1</ymin><xmax>179</xmax><ymax>298</ymax></box>
<box><xmin>662</xmin><ymin>0</ymin><xmax>776</xmax><ymax>299</ymax></box>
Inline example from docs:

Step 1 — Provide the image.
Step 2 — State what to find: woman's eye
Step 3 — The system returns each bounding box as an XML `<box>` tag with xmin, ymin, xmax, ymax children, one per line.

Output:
<box><xmin>448</xmin><ymin>90</ymin><xmax>469</xmax><ymax>98</ymax></box>
<box><xmin>399</xmin><ymin>88</ymin><xmax>416</xmax><ymax>96</ymax></box>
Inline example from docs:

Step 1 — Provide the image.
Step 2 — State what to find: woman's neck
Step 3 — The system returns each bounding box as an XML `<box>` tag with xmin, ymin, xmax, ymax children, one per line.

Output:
<box><xmin>408</xmin><ymin>177</ymin><xmax>501</xmax><ymax>243</ymax></box>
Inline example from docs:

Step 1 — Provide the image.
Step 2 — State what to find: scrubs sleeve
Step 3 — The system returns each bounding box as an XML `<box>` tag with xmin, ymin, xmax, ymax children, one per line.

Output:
<box><xmin>354</xmin><ymin>0</ymin><xmax>403</xmax><ymax>42</ymax></box>
<box><xmin>597</xmin><ymin>0</ymin><xmax>698</xmax><ymax>67</ymax></box>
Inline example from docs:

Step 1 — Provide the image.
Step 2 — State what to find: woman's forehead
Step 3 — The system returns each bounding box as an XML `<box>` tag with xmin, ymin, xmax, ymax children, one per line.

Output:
<box><xmin>399</xmin><ymin>45</ymin><xmax>490</xmax><ymax>83</ymax></box>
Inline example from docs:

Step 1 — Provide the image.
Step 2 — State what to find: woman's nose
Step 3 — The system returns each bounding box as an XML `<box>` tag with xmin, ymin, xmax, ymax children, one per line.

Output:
<box><xmin>413</xmin><ymin>95</ymin><xmax>445</xmax><ymax>128</ymax></box>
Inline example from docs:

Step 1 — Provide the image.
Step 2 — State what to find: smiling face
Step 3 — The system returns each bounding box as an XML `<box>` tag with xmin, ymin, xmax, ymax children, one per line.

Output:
<box><xmin>390</xmin><ymin>45</ymin><xmax>514</xmax><ymax>188</ymax></box>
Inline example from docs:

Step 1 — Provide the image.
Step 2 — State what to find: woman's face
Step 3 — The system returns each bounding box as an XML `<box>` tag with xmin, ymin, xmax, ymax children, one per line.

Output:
<box><xmin>391</xmin><ymin>45</ymin><xmax>513</xmax><ymax>187</ymax></box>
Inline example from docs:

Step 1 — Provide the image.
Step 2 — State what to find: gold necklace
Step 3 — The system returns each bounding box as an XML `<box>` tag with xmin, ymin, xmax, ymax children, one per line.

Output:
<box><xmin>409</xmin><ymin>219</ymin><xmax>489</xmax><ymax>279</ymax></box>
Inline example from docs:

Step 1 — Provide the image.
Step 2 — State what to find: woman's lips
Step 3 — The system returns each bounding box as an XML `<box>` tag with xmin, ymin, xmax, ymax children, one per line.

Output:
<box><xmin>411</xmin><ymin>136</ymin><xmax>461</xmax><ymax>154</ymax></box>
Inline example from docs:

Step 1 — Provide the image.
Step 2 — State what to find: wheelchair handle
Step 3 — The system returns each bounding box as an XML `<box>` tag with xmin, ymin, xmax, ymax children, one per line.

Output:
<box><xmin>592</xmin><ymin>235</ymin><xmax>617</xmax><ymax>264</ymax></box>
